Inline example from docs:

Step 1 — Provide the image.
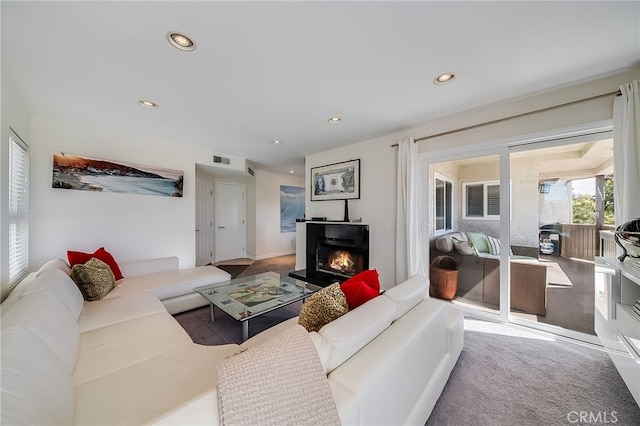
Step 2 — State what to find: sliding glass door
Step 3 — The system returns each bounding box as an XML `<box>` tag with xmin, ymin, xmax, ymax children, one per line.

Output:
<box><xmin>428</xmin><ymin>154</ymin><xmax>502</xmax><ymax>314</ymax></box>
<box><xmin>509</xmin><ymin>135</ymin><xmax>614</xmax><ymax>338</ymax></box>
<box><xmin>426</xmin><ymin>129</ymin><xmax>613</xmax><ymax>342</ymax></box>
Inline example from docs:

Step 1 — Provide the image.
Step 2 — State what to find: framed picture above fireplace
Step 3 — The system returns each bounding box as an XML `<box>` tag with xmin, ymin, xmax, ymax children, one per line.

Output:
<box><xmin>311</xmin><ymin>159</ymin><xmax>360</xmax><ymax>201</ymax></box>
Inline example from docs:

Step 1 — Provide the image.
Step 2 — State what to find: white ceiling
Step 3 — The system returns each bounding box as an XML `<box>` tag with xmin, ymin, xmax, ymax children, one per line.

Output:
<box><xmin>2</xmin><ymin>1</ymin><xmax>639</xmax><ymax>175</ymax></box>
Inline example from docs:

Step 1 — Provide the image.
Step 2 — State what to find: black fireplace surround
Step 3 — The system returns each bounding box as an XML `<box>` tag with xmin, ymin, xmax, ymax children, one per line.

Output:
<box><xmin>290</xmin><ymin>222</ymin><xmax>369</xmax><ymax>287</ymax></box>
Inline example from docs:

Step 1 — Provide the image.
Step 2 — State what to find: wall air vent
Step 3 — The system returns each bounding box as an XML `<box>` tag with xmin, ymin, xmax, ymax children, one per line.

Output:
<box><xmin>248</xmin><ymin>167</ymin><xmax>255</xmax><ymax>176</ymax></box>
<box><xmin>213</xmin><ymin>155</ymin><xmax>231</xmax><ymax>165</ymax></box>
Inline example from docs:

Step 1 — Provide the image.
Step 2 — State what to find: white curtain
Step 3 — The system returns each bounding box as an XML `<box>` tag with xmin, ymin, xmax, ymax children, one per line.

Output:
<box><xmin>395</xmin><ymin>137</ymin><xmax>423</xmax><ymax>284</ymax></box>
<box><xmin>613</xmin><ymin>80</ymin><xmax>640</xmax><ymax>225</ymax></box>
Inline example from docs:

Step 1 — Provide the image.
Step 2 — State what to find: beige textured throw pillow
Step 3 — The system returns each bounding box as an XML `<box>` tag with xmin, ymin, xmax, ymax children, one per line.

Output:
<box><xmin>70</xmin><ymin>257</ymin><xmax>116</xmax><ymax>301</ymax></box>
<box><xmin>298</xmin><ymin>283</ymin><xmax>349</xmax><ymax>332</ymax></box>
<box><xmin>452</xmin><ymin>236</ymin><xmax>476</xmax><ymax>256</ymax></box>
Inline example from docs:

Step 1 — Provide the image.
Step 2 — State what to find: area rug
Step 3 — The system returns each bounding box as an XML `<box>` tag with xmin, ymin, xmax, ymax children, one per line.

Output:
<box><xmin>174</xmin><ymin>300</ymin><xmax>301</xmax><ymax>345</ymax></box>
<box><xmin>426</xmin><ymin>319</ymin><xmax>640</xmax><ymax>425</ymax></box>
<box><xmin>544</xmin><ymin>262</ymin><xmax>573</xmax><ymax>286</ymax></box>
<box><xmin>214</xmin><ymin>264</ymin><xmax>251</xmax><ymax>279</ymax></box>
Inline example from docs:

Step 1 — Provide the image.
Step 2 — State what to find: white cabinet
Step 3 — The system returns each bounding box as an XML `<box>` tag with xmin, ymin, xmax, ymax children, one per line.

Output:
<box><xmin>594</xmin><ymin>257</ymin><xmax>640</xmax><ymax>406</ymax></box>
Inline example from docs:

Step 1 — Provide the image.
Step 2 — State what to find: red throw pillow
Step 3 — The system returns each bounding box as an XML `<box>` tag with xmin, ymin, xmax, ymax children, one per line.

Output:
<box><xmin>341</xmin><ymin>269</ymin><xmax>380</xmax><ymax>293</ymax></box>
<box><xmin>67</xmin><ymin>247</ymin><xmax>123</xmax><ymax>280</ymax></box>
<box><xmin>341</xmin><ymin>279</ymin><xmax>379</xmax><ymax>310</ymax></box>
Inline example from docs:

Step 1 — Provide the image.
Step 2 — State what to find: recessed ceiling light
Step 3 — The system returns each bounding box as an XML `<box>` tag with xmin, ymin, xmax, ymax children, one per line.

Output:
<box><xmin>289</xmin><ymin>170</ymin><xmax>294</xmax><ymax>174</ymax></box>
<box><xmin>167</xmin><ymin>31</ymin><xmax>196</xmax><ymax>51</ymax></box>
<box><xmin>138</xmin><ymin>100</ymin><xmax>158</xmax><ymax>109</ymax></box>
<box><xmin>271</xmin><ymin>140</ymin><xmax>282</xmax><ymax>145</ymax></box>
<box><xmin>328</xmin><ymin>117</ymin><xmax>342</xmax><ymax>124</ymax></box>
<box><xmin>433</xmin><ymin>72</ymin><xmax>456</xmax><ymax>85</ymax></box>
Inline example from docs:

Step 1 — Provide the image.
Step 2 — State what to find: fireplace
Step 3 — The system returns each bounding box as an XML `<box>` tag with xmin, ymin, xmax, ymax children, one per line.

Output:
<box><xmin>289</xmin><ymin>222</ymin><xmax>369</xmax><ymax>286</ymax></box>
<box><xmin>316</xmin><ymin>241</ymin><xmax>366</xmax><ymax>278</ymax></box>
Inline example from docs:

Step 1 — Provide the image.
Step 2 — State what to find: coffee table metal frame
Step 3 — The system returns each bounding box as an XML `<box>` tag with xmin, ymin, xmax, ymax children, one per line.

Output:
<box><xmin>194</xmin><ymin>271</ymin><xmax>321</xmax><ymax>341</ymax></box>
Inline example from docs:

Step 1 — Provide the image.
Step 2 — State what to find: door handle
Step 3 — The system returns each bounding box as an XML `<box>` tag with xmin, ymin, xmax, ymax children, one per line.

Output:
<box><xmin>218</xmin><ymin>226</ymin><xmax>226</xmax><ymax>229</ymax></box>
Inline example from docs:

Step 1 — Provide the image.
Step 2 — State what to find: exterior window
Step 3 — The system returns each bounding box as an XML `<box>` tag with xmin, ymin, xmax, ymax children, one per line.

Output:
<box><xmin>463</xmin><ymin>180</ymin><xmax>500</xmax><ymax>219</ymax></box>
<box><xmin>434</xmin><ymin>173</ymin><xmax>453</xmax><ymax>233</ymax></box>
<box><xmin>8</xmin><ymin>130</ymin><xmax>29</xmax><ymax>287</ymax></box>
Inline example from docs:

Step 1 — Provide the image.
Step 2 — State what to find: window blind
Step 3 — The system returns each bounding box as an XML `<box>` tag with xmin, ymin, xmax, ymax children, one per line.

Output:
<box><xmin>445</xmin><ymin>181</ymin><xmax>452</xmax><ymax>229</ymax></box>
<box><xmin>435</xmin><ymin>178</ymin><xmax>444</xmax><ymax>229</ymax></box>
<box><xmin>466</xmin><ymin>185</ymin><xmax>484</xmax><ymax>217</ymax></box>
<box><xmin>9</xmin><ymin>132</ymin><xmax>29</xmax><ymax>286</ymax></box>
<box><xmin>487</xmin><ymin>184</ymin><xmax>500</xmax><ymax>216</ymax></box>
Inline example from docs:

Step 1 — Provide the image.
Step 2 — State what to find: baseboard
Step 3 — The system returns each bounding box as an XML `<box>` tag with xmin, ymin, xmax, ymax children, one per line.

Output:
<box><xmin>254</xmin><ymin>250</ymin><xmax>295</xmax><ymax>261</ymax></box>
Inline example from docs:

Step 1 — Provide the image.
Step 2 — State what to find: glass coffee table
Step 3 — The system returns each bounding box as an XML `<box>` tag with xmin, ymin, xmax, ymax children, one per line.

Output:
<box><xmin>194</xmin><ymin>271</ymin><xmax>321</xmax><ymax>341</ymax></box>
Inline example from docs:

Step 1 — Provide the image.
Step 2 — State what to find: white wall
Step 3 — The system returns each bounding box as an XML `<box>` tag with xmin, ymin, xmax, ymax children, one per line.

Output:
<box><xmin>1</xmin><ymin>73</ymin><xmax>31</xmax><ymax>300</ymax></box>
<box><xmin>6</xmin><ymin>65</ymin><xmax>637</xmax><ymax>299</ymax></box>
<box><xmin>305</xmin><ymin>67</ymin><xmax>638</xmax><ymax>288</ymax></box>
<box><xmin>306</xmin><ymin>138</ymin><xmax>397</xmax><ymax>289</ymax></box>
<box><xmin>28</xmin><ymin>116</ymin><xmax>218</xmax><ymax>271</ymax></box>
<box><xmin>254</xmin><ymin>170</ymin><xmax>304</xmax><ymax>259</ymax></box>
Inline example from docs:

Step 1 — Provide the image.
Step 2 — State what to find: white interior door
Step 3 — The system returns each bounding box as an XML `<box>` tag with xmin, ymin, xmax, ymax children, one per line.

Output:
<box><xmin>215</xmin><ymin>181</ymin><xmax>246</xmax><ymax>262</ymax></box>
<box><xmin>195</xmin><ymin>178</ymin><xmax>214</xmax><ymax>266</ymax></box>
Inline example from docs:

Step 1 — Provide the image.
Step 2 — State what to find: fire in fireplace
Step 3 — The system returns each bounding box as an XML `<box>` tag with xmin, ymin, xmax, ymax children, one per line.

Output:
<box><xmin>328</xmin><ymin>250</ymin><xmax>355</xmax><ymax>273</ymax></box>
<box><xmin>317</xmin><ymin>246</ymin><xmax>365</xmax><ymax>278</ymax></box>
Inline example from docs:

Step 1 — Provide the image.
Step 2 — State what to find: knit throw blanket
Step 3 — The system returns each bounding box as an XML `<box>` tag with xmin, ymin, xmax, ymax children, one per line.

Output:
<box><xmin>217</xmin><ymin>325</ymin><xmax>341</xmax><ymax>426</ymax></box>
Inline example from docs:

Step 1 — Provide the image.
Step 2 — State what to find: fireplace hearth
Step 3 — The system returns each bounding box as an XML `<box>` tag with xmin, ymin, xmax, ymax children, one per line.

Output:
<box><xmin>289</xmin><ymin>222</ymin><xmax>369</xmax><ymax>287</ymax></box>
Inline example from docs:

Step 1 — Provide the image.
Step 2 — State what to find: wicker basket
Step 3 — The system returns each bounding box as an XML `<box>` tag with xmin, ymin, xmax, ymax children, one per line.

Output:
<box><xmin>429</xmin><ymin>256</ymin><xmax>458</xmax><ymax>300</ymax></box>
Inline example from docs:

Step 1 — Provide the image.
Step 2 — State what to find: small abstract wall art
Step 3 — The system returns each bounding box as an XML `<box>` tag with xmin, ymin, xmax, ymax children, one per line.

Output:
<box><xmin>280</xmin><ymin>185</ymin><xmax>305</xmax><ymax>233</ymax></box>
<box><xmin>52</xmin><ymin>153</ymin><xmax>184</xmax><ymax>197</ymax></box>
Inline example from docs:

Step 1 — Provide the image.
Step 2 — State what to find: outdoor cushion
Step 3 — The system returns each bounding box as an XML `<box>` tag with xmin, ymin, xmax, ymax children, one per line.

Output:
<box><xmin>486</xmin><ymin>235</ymin><xmax>501</xmax><ymax>255</ymax></box>
<box><xmin>466</xmin><ymin>232</ymin><xmax>490</xmax><ymax>254</ymax></box>
<box><xmin>452</xmin><ymin>236</ymin><xmax>476</xmax><ymax>255</ymax></box>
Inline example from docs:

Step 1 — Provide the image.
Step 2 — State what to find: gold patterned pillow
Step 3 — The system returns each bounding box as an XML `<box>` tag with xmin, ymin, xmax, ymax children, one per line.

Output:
<box><xmin>298</xmin><ymin>283</ymin><xmax>349</xmax><ymax>332</ymax></box>
<box><xmin>70</xmin><ymin>257</ymin><xmax>116</xmax><ymax>301</ymax></box>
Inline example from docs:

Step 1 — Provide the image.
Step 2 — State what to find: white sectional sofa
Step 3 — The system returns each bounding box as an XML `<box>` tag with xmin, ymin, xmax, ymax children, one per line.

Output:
<box><xmin>1</xmin><ymin>256</ymin><xmax>464</xmax><ymax>425</ymax></box>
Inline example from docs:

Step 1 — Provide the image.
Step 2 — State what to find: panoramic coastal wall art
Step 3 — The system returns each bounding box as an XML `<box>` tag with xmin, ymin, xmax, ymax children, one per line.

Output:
<box><xmin>52</xmin><ymin>153</ymin><xmax>184</xmax><ymax>197</ymax></box>
<box><xmin>280</xmin><ymin>185</ymin><xmax>305</xmax><ymax>233</ymax></box>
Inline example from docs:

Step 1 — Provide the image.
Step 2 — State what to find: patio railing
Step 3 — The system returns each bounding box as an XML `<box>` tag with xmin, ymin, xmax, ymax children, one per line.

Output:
<box><xmin>599</xmin><ymin>229</ymin><xmax>618</xmax><ymax>258</ymax></box>
<box><xmin>560</xmin><ymin>224</ymin><xmax>615</xmax><ymax>261</ymax></box>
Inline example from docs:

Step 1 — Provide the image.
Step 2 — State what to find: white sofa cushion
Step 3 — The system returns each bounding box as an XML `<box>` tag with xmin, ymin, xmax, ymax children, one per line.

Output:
<box><xmin>74</xmin><ymin>312</ymin><xmax>194</xmax><ymax>385</ymax></box>
<box><xmin>77</xmin><ymin>292</ymin><xmax>167</xmax><ymax>332</ymax></box>
<box><xmin>36</xmin><ymin>257</ymin><xmax>72</xmax><ymax>277</ymax></box>
<box><xmin>152</xmin><ymin>390</ymin><xmax>220</xmax><ymax>425</ymax></box>
<box><xmin>327</xmin><ymin>298</ymin><xmax>448</xmax><ymax>426</ymax></box>
<box><xmin>2</xmin><ymin>269</ymin><xmax>84</xmax><ymax>320</ymax></box>
<box><xmin>105</xmin><ymin>266</ymin><xmax>230</xmax><ymax>300</ymax></box>
<box><xmin>118</xmin><ymin>256</ymin><xmax>179</xmax><ymax>277</ymax></box>
<box><xmin>383</xmin><ymin>273</ymin><xmax>429</xmax><ymax>321</ymax></box>
<box><xmin>1</xmin><ymin>327</ymin><xmax>75</xmax><ymax>426</ymax></box>
<box><xmin>317</xmin><ymin>295</ymin><xmax>396</xmax><ymax>373</ymax></box>
<box><xmin>74</xmin><ymin>344</ymin><xmax>240</xmax><ymax>425</ymax></box>
<box><xmin>2</xmin><ymin>290</ymin><xmax>79</xmax><ymax>373</ymax></box>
